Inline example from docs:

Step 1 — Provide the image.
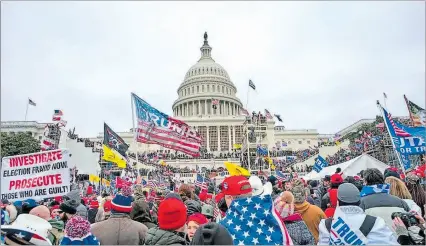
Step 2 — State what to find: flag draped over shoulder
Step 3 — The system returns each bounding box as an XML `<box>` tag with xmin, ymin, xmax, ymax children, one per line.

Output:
<box><xmin>102</xmin><ymin>123</ymin><xmax>129</xmax><ymax>168</ymax></box>
<box><xmin>220</xmin><ymin>194</ymin><xmax>292</xmax><ymax>245</ymax></box>
<box><xmin>132</xmin><ymin>93</ymin><xmax>202</xmax><ymax>157</ymax></box>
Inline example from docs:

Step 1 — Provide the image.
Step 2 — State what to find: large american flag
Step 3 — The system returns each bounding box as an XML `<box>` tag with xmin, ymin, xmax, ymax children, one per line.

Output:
<box><xmin>384</xmin><ymin>108</ymin><xmax>411</xmax><ymax>137</ymax></box>
<box><xmin>220</xmin><ymin>194</ymin><xmax>292</xmax><ymax>245</ymax></box>
<box><xmin>132</xmin><ymin>93</ymin><xmax>202</xmax><ymax>157</ymax></box>
<box><xmin>195</xmin><ymin>174</ymin><xmax>207</xmax><ymax>190</ymax></box>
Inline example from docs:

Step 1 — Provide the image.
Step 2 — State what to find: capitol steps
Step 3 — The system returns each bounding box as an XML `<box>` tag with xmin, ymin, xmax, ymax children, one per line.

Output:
<box><xmin>293</xmin><ymin>140</ymin><xmax>350</xmax><ymax>169</ymax></box>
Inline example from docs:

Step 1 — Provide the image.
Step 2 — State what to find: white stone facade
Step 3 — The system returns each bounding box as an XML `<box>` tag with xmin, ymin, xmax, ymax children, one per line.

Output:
<box><xmin>1</xmin><ymin>34</ymin><xmax>324</xmax><ymax>154</ymax></box>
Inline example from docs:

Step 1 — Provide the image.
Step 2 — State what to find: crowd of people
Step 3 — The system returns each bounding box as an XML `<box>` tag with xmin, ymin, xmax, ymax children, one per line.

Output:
<box><xmin>1</xmin><ymin>164</ymin><xmax>425</xmax><ymax>245</ymax></box>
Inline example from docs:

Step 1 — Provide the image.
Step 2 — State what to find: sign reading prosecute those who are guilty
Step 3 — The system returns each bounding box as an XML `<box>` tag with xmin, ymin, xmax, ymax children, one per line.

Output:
<box><xmin>1</xmin><ymin>149</ymin><xmax>71</xmax><ymax>201</ymax></box>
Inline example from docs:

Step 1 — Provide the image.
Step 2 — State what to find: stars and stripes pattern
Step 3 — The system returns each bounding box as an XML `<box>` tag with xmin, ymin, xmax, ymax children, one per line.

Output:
<box><xmin>264</xmin><ymin>109</ymin><xmax>273</xmax><ymax>120</ymax></box>
<box><xmin>249</xmin><ymin>80</ymin><xmax>256</xmax><ymax>90</ymax></box>
<box><xmin>275</xmin><ymin>170</ymin><xmax>288</xmax><ymax>182</ymax></box>
<box><xmin>385</xmin><ymin>110</ymin><xmax>411</xmax><ymax>137</ymax></box>
<box><xmin>240</xmin><ymin>108</ymin><xmax>250</xmax><ymax>116</ymax></box>
<box><xmin>195</xmin><ymin>174</ymin><xmax>207</xmax><ymax>190</ymax></box>
<box><xmin>133</xmin><ymin>93</ymin><xmax>202</xmax><ymax>157</ymax></box>
<box><xmin>147</xmin><ymin>180</ymin><xmax>158</xmax><ymax>188</ymax></box>
<box><xmin>220</xmin><ymin>194</ymin><xmax>292</xmax><ymax>245</ymax></box>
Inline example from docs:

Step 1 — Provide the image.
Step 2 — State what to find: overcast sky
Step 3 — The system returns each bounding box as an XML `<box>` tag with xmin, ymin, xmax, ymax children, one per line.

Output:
<box><xmin>2</xmin><ymin>1</ymin><xmax>425</xmax><ymax>137</ymax></box>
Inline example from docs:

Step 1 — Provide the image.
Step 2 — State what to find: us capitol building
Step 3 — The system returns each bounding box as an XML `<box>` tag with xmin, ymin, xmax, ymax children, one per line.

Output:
<box><xmin>2</xmin><ymin>33</ymin><xmax>324</xmax><ymax>157</ymax></box>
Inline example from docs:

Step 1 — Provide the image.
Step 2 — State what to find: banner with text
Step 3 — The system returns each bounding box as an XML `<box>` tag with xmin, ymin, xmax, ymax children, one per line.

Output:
<box><xmin>1</xmin><ymin>149</ymin><xmax>71</xmax><ymax>201</ymax></box>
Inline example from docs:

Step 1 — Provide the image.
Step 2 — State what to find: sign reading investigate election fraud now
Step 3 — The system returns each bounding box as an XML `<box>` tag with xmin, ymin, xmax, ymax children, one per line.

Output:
<box><xmin>1</xmin><ymin>149</ymin><xmax>71</xmax><ymax>201</ymax></box>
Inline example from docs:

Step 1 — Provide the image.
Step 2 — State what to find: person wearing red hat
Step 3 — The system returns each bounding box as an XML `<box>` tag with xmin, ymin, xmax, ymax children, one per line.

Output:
<box><xmin>321</xmin><ymin>173</ymin><xmax>343</xmax><ymax>217</ymax></box>
<box><xmin>221</xmin><ymin>176</ymin><xmax>252</xmax><ymax>208</ymax></box>
<box><xmin>87</xmin><ymin>199</ymin><xmax>99</xmax><ymax>224</ymax></box>
<box><xmin>145</xmin><ymin>198</ymin><xmax>187</xmax><ymax>245</ymax></box>
<box><xmin>186</xmin><ymin>213</ymin><xmax>209</xmax><ymax>243</ymax></box>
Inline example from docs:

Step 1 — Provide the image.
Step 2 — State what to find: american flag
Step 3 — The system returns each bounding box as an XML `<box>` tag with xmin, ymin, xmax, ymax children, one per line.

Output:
<box><xmin>264</xmin><ymin>109</ymin><xmax>273</xmax><ymax>119</ymax></box>
<box><xmin>132</xmin><ymin>93</ymin><xmax>202</xmax><ymax>157</ymax></box>
<box><xmin>212</xmin><ymin>99</ymin><xmax>219</xmax><ymax>105</ymax></box>
<box><xmin>240</xmin><ymin>108</ymin><xmax>249</xmax><ymax>116</ymax></box>
<box><xmin>384</xmin><ymin>108</ymin><xmax>411</xmax><ymax>137</ymax></box>
<box><xmin>220</xmin><ymin>194</ymin><xmax>292</xmax><ymax>245</ymax></box>
<box><xmin>249</xmin><ymin>79</ymin><xmax>256</xmax><ymax>90</ymax></box>
<box><xmin>147</xmin><ymin>180</ymin><xmax>158</xmax><ymax>188</ymax></box>
<box><xmin>275</xmin><ymin>170</ymin><xmax>288</xmax><ymax>182</ymax></box>
<box><xmin>195</xmin><ymin>174</ymin><xmax>207</xmax><ymax>190</ymax></box>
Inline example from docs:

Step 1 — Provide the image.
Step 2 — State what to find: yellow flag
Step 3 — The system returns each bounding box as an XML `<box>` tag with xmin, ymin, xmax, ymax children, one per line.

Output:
<box><xmin>102</xmin><ymin>179</ymin><xmax>111</xmax><ymax>186</ymax></box>
<box><xmin>335</xmin><ymin>141</ymin><xmax>341</xmax><ymax>146</ymax></box>
<box><xmin>271</xmin><ymin>164</ymin><xmax>276</xmax><ymax>170</ymax></box>
<box><xmin>233</xmin><ymin>143</ymin><xmax>242</xmax><ymax>149</ymax></box>
<box><xmin>224</xmin><ymin>162</ymin><xmax>250</xmax><ymax>177</ymax></box>
<box><xmin>89</xmin><ymin>174</ymin><xmax>100</xmax><ymax>183</ymax></box>
<box><xmin>102</xmin><ymin>144</ymin><xmax>127</xmax><ymax>168</ymax></box>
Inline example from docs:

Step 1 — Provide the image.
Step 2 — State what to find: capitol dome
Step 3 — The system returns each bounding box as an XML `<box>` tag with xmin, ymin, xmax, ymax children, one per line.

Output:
<box><xmin>172</xmin><ymin>32</ymin><xmax>243</xmax><ymax>118</ymax></box>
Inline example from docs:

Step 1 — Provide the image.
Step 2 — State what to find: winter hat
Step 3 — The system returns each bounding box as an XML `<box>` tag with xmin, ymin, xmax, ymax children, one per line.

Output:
<box><xmin>201</xmin><ymin>204</ymin><xmax>214</xmax><ymax>218</ymax></box>
<box><xmin>331</xmin><ymin>173</ymin><xmax>344</xmax><ymax>185</ymax></box>
<box><xmin>214</xmin><ymin>192</ymin><xmax>224</xmax><ymax>203</ymax></box>
<box><xmin>29</xmin><ymin>205</ymin><xmax>51</xmax><ymax>221</ymax></box>
<box><xmin>165</xmin><ymin>192</ymin><xmax>183</xmax><ymax>202</ymax></box>
<box><xmin>187</xmin><ymin>212</ymin><xmax>209</xmax><ymax>225</ymax></box>
<box><xmin>158</xmin><ymin>198</ymin><xmax>187</xmax><ymax>231</ymax></box>
<box><xmin>337</xmin><ymin>183</ymin><xmax>360</xmax><ymax>204</ymax></box>
<box><xmin>86</xmin><ymin>186</ymin><xmax>94</xmax><ymax>196</ymax></box>
<box><xmin>291</xmin><ymin>185</ymin><xmax>306</xmax><ymax>204</ymax></box>
<box><xmin>221</xmin><ymin>176</ymin><xmax>252</xmax><ymax>196</ymax></box>
<box><xmin>274</xmin><ymin>191</ymin><xmax>295</xmax><ymax>218</ymax></box>
<box><xmin>190</xmin><ymin>222</ymin><xmax>233</xmax><ymax>245</ymax></box>
<box><xmin>54</xmin><ymin>196</ymin><xmax>63</xmax><ymax>204</ymax></box>
<box><xmin>384</xmin><ymin>168</ymin><xmax>400</xmax><ymax>180</ymax></box>
<box><xmin>111</xmin><ymin>185</ymin><xmax>133</xmax><ymax>213</ymax></box>
<box><xmin>22</xmin><ymin>199</ymin><xmax>38</xmax><ymax>214</ymax></box>
<box><xmin>198</xmin><ymin>192</ymin><xmax>213</xmax><ymax>203</ymax></box>
<box><xmin>60</xmin><ymin>216</ymin><xmax>100</xmax><ymax>245</ymax></box>
<box><xmin>89</xmin><ymin>199</ymin><xmax>99</xmax><ymax>209</ymax></box>
<box><xmin>60</xmin><ymin>200</ymin><xmax>78</xmax><ymax>215</ymax></box>
<box><xmin>133</xmin><ymin>184</ymin><xmax>146</xmax><ymax>201</ymax></box>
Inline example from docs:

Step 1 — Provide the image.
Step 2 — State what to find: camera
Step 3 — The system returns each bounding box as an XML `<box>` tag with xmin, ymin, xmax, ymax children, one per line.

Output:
<box><xmin>391</xmin><ymin>212</ymin><xmax>419</xmax><ymax>227</ymax></box>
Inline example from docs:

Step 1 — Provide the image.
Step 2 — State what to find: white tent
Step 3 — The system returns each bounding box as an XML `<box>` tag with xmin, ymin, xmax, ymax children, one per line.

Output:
<box><xmin>302</xmin><ymin>154</ymin><xmax>389</xmax><ymax>180</ymax></box>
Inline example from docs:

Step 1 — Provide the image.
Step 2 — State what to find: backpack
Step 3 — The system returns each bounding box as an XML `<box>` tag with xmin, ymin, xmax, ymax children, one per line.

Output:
<box><xmin>325</xmin><ymin>215</ymin><xmax>377</xmax><ymax>238</ymax></box>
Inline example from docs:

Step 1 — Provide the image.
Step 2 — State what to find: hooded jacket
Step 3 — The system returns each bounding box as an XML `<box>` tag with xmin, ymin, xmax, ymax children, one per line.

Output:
<box><xmin>282</xmin><ymin>214</ymin><xmax>315</xmax><ymax>245</ymax></box>
<box><xmin>92</xmin><ymin>213</ymin><xmax>148</xmax><ymax>245</ymax></box>
<box><xmin>144</xmin><ymin>227</ymin><xmax>186</xmax><ymax>245</ymax></box>
<box><xmin>294</xmin><ymin>201</ymin><xmax>326</xmax><ymax>243</ymax></box>
<box><xmin>360</xmin><ymin>192</ymin><xmax>410</xmax><ymax>231</ymax></box>
<box><xmin>65</xmin><ymin>189</ymin><xmax>88</xmax><ymax>218</ymax></box>
<box><xmin>130</xmin><ymin>197</ymin><xmax>156</xmax><ymax>229</ymax></box>
<box><xmin>318</xmin><ymin>206</ymin><xmax>398</xmax><ymax>245</ymax></box>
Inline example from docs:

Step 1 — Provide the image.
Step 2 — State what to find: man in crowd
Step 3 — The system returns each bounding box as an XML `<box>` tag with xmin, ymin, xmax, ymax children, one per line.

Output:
<box><xmin>318</xmin><ymin>183</ymin><xmax>398</xmax><ymax>245</ymax></box>
<box><xmin>360</xmin><ymin>168</ymin><xmax>410</xmax><ymax>230</ymax></box>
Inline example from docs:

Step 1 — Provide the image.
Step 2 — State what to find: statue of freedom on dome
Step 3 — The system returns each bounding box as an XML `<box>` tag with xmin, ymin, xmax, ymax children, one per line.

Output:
<box><xmin>204</xmin><ymin>32</ymin><xmax>208</xmax><ymax>41</ymax></box>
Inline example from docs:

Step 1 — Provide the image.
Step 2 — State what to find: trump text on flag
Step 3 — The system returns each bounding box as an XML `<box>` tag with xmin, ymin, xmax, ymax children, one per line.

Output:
<box><xmin>394</xmin><ymin>136</ymin><xmax>426</xmax><ymax>154</ymax></box>
<box><xmin>1</xmin><ymin>149</ymin><xmax>71</xmax><ymax>201</ymax></box>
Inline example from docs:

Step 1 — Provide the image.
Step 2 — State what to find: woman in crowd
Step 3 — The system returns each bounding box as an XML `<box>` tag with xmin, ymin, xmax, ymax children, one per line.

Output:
<box><xmin>385</xmin><ymin>176</ymin><xmax>422</xmax><ymax>215</ymax></box>
<box><xmin>185</xmin><ymin>213</ymin><xmax>209</xmax><ymax>244</ymax></box>
<box><xmin>405</xmin><ymin>173</ymin><xmax>426</xmax><ymax>217</ymax></box>
<box><xmin>274</xmin><ymin>191</ymin><xmax>315</xmax><ymax>245</ymax></box>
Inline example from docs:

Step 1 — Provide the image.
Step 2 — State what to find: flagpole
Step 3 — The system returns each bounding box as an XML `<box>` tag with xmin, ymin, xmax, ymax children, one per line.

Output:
<box><xmin>377</xmin><ymin>101</ymin><xmax>406</xmax><ymax>174</ymax></box>
<box><xmin>246</xmin><ymin>83</ymin><xmax>249</xmax><ymax>109</ymax></box>
<box><xmin>25</xmin><ymin>99</ymin><xmax>29</xmax><ymax>121</ymax></box>
<box><xmin>131</xmin><ymin>94</ymin><xmax>140</xmax><ymax>167</ymax></box>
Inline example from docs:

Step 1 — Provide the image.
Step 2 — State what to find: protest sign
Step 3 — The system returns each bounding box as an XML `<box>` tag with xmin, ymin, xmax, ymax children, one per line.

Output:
<box><xmin>1</xmin><ymin>149</ymin><xmax>71</xmax><ymax>201</ymax></box>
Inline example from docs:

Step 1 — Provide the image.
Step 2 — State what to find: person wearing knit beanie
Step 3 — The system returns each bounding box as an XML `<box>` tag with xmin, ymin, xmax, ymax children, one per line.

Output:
<box><xmin>111</xmin><ymin>185</ymin><xmax>133</xmax><ymax>213</ymax></box>
<box><xmin>144</xmin><ymin>198</ymin><xmax>187</xmax><ymax>245</ymax></box>
<box><xmin>186</xmin><ymin>213</ymin><xmax>209</xmax><ymax>242</ymax></box>
<box><xmin>60</xmin><ymin>216</ymin><xmax>100</xmax><ymax>245</ymax></box>
<box><xmin>158</xmin><ymin>198</ymin><xmax>187</xmax><ymax>231</ymax></box>
<box><xmin>59</xmin><ymin>200</ymin><xmax>78</xmax><ymax>223</ymax></box>
<box><xmin>91</xmin><ymin>185</ymin><xmax>149</xmax><ymax>245</ymax></box>
<box><xmin>190</xmin><ymin>222</ymin><xmax>233</xmax><ymax>245</ymax></box>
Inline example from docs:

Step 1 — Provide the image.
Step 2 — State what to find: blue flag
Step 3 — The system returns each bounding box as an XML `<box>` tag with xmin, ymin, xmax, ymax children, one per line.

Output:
<box><xmin>313</xmin><ymin>155</ymin><xmax>328</xmax><ymax>173</ymax></box>
<box><xmin>220</xmin><ymin>194</ymin><xmax>292</xmax><ymax>245</ymax></box>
